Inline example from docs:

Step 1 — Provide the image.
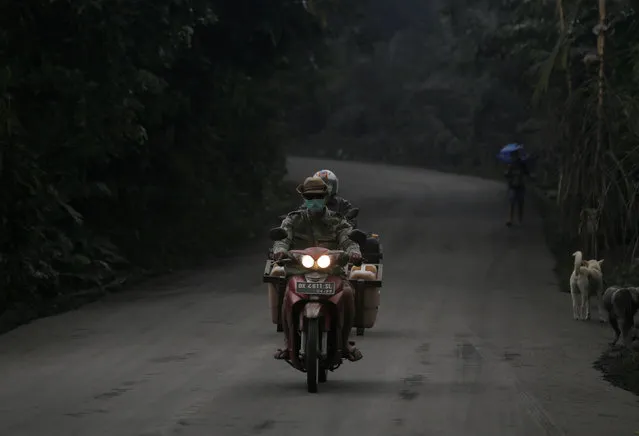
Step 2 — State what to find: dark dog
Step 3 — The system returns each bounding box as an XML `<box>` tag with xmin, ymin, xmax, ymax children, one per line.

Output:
<box><xmin>602</xmin><ymin>286</ymin><xmax>639</xmax><ymax>347</ymax></box>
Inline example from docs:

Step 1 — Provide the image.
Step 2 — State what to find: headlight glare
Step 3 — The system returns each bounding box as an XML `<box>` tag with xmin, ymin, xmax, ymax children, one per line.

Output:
<box><xmin>317</xmin><ymin>255</ymin><xmax>331</xmax><ymax>268</ymax></box>
<box><xmin>301</xmin><ymin>255</ymin><xmax>315</xmax><ymax>268</ymax></box>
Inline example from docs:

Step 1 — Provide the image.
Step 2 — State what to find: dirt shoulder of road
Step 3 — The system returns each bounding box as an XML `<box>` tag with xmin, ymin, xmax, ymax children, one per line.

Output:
<box><xmin>0</xmin><ymin>181</ymin><xmax>301</xmax><ymax>337</ymax></box>
<box><xmin>532</xmin><ymin>187</ymin><xmax>639</xmax><ymax>399</ymax></box>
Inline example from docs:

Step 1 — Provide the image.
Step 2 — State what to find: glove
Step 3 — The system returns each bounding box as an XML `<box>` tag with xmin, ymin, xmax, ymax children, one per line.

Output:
<box><xmin>273</xmin><ymin>251</ymin><xmax>287</xmax><ymax>261</ymax></box>
<box><xmin>349</xmin><ymin>252</ymin><xmax>362</xmax><ymax>265</ymax></box>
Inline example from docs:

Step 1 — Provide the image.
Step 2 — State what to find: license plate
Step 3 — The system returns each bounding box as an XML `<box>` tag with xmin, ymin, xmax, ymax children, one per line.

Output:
<box><xmin>296</xmin><ymin>281</ymin><xmax>336</xmax><ymax>295</ymax></box>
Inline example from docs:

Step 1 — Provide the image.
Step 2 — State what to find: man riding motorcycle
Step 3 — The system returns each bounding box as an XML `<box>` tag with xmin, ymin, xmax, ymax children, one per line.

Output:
<box><xmin>299</xmin><ymin>170</ymin><xmax>355</xmax><ymax>220</ymax></box>
<box><xmin>272</xmin><ymin>176</ymin><xmax>363</xmax><ymax>362</ymax></box>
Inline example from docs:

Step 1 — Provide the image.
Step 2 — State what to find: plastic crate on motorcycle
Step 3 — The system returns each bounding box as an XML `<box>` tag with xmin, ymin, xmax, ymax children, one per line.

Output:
<box><xmin>348</xmin><ymin>261</ymin><xmax>383</xmax><ymax>331</ymax></box>
<box><xmin>263</xmin><ymin>256</ymin><xmax>288</xmax><ymax>331</ymax></box>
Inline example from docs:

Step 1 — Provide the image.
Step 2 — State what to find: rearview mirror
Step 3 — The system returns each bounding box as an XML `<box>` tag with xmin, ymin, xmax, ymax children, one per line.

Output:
<box><xmin>348</xmin><ymin>229</ymin><xmax>367</xmax><ymax>245</ymax></box>
<box><xmin>344</xmin><ymin>208</ymin><xmax>359</xmax><ymax>220</ymax></box>
<box><xmin>269</xmin><ymin>227</ymin><xmax>288</xmax><ymax>241</ymax></box>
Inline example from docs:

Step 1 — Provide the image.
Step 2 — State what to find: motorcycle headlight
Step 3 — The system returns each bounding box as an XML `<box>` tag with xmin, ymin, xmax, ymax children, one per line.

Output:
<box><xmin>301</xmin><ymin>255</ymin><xmax>315</xmax><ymax>268</ymax></box>
<box><xmin>316</xmin><ymin>255</ymin><xmax>331</xmax><ymax>269</ymax></box>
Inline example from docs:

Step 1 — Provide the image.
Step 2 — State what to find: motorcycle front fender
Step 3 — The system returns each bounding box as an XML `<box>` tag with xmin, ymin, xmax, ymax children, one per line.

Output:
<box><xmin>298</xmin><ymin>301</ymin><xmax>336</xmax><ymax>332</ymax></box>
<box><xmin>303</xmin><ymin>302</ymin><xmax>322</xmax><ymax>319</ymax></box>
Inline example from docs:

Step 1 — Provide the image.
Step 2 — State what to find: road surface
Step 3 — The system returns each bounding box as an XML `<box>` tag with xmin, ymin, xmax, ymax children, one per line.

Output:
<box><xmin>0</xmin><ymin>157</ymin><xmax>636</xmax><ymax>436</ymax></box>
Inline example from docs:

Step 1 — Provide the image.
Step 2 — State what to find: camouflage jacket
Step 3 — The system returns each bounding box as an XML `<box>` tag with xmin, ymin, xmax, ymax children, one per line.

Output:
<box><xmin>273</xmin><ymin>209</ymin><xmax>361</xmax><ymax>257</ymax></box>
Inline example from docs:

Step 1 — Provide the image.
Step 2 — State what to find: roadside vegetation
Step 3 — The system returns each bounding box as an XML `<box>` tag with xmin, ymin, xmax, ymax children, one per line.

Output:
<box><xmin>0</xmin><ymin>0</ymin><xmax>331</xmax><ymax>333</ymax></box>
<box><xmin>288</xmin><ymin>0</ymin><xmax>639</xmax><ymax>395</ymax></box>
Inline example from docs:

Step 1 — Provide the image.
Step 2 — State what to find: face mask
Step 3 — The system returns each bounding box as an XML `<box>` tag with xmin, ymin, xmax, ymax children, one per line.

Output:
<box><xmin>305</xmin><ymin>198</ymin><xmax>325</xmax><ymax>212</ymax></box>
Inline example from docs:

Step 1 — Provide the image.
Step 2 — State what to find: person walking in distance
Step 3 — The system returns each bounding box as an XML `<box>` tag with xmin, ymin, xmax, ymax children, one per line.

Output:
<box><xmin>504</xmin><ymin>148</ymin><xmax>532</xmax><ymax>227</ymax></box>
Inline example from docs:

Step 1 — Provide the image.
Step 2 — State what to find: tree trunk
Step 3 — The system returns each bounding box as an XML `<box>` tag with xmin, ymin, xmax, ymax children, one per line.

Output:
<box><xmin>590</xmin><ymin>0</ymin><xmax>607</xmax><ymax>258</ymax></box>
<box><xmin>596</xmin><ymin>0</ymin><xmax>606</xmax><ymax>161</ymax></box>
<box><xmin>556</xmin><ymin>0</ymin><xmax>572</xmax><ymax>96</ymax></box>
<box><xmin>555</xmin><ymin>0</ymin><xmax>573</xmax><ymax>208</ymax></box>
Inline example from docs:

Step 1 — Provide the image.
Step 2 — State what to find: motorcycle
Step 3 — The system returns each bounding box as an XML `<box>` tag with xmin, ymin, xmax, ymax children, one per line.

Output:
<box><xmin>267</xmin><ymin>210</ymin><xmax>358</xmax><ymax>334</ymax></box>
<box><xmin>263</xmin><ymin>227</ymin><xmax>381</xmax><ymax>393</ymax></box>
<box><xmin>268</xmin><ymin>207</ymin><xmax>384</xmax><ymax>336</ymax></box>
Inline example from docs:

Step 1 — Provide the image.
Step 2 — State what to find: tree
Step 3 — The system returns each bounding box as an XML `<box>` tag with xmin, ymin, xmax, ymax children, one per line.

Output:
<box><xmin>0</xmin><ymin>0</ymin><xmax>335</xmax><ymax>319</ymax></box>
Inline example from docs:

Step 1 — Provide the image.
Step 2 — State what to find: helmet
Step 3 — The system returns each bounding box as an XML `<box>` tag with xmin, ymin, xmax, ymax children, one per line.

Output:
<box><xmin>313</xmin><ymin>169</ymin><xmax>338</xmax><ymax>196</ymax></box>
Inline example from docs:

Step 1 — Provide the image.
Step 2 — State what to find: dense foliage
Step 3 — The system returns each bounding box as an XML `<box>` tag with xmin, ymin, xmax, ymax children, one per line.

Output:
<box><xmin>479</xmin><ymin>0</ymin><xmax>639</xmax><ymax>274</ymax></box>
<box><xmin>291</xmin><ymin>0</ymin><xmax>639</xmax><ymax>273</ymax></box>
<box><xmin>0</xmin><ymin>0</ymin><xmax>331</xmax><ymax>319</ymax></box>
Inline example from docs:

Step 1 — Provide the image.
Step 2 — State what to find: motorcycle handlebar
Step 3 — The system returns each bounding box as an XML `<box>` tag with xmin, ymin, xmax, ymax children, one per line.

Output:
<box><xmin>273</xmin><ymin>256</ymin><xmax>293</xmax><ymax>266</ymax></box>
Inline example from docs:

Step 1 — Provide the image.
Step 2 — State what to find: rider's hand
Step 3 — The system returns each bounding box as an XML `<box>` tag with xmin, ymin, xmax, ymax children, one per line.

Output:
<box><xmin>349</xmin><ymin>252</ymin><xmax>362</xmax><ymax>265</ymax></box>
<box><xmin>273</xmin><ymin>251</ymin><xmax>286</xmax><ymax>261</ymax></box>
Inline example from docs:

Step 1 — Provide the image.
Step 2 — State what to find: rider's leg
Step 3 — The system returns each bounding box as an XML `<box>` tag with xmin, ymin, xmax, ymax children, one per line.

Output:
<box><xmin>507</xmin><ymin>189</ymin><xmax>515</xmax><ymax>226</ymax></box>
<box><xmin>341</xmin><ymin>281</ymin><xmax>362</xmax><ymax>361</ymax></box>
<box><xmin>516</xmin><ymin>188</ymin><xmax>525</xmax><ymax>223</ymax></box>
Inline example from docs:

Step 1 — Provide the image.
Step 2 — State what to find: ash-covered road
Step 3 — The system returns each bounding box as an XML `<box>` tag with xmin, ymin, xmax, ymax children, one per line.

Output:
<box><xmin>0</xmin><ymin>157</ymin><xmax>636</xmax><ymax>436</ymax></box>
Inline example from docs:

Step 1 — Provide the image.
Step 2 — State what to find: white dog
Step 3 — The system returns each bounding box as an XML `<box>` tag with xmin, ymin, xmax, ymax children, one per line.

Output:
<box><xmin>569</xmin><ymin>250</ymin><xmax>604</xmax><ymax>321</ymax></box>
